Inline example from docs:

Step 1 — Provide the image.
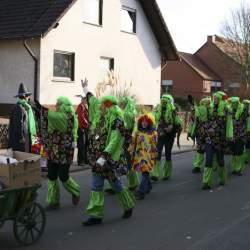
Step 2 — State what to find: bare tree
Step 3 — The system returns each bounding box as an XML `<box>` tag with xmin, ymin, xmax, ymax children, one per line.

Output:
<box><xmin>221</xmin><ymin>2</ymin><xmax>250</xmax><ymax>89</ymax></box>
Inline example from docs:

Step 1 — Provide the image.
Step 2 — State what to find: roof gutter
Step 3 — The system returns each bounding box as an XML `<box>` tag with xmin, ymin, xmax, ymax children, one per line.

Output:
<box><xmin>23</xmin><ymin>39</ymin><xmax>38</xmax><ymax>100</ymax></box>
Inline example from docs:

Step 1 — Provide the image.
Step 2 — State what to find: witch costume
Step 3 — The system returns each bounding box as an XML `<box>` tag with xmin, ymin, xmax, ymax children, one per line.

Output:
<box><xmin>9</xmin><ymin>83</ymin><xmax>36</xmax><ymax>152</ymax></box>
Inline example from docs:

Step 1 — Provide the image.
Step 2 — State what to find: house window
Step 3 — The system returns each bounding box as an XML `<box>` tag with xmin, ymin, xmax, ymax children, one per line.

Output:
<box><xmin>162</xmin><ymin>80</ymin><xmax>173</xmax><ymax>94</ymax></box>
<box><xmin>83</xmin><ymin>0</ymin><xmax>103</xmax><ymax>25</ymax></box>
<box><xmin>121</xmin><ymin>6</ymin><xmax>136</xmax><ymax>33</ymax></box>
<box><xmin>53</xmin><ymin>51</ymin><xmax>75</xmax><ymax>81</ymax></box>
<box><xmin>99</xmin><ymin>57</ymin><xmax>114</xmax><ymax>82</ymax></box>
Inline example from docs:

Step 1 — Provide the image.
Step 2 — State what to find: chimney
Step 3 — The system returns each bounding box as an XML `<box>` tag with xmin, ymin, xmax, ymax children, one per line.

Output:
<box><xmin>207</xmin><ymin>35</ymin><xmax>215</xmax><ymax>43</ymax></box>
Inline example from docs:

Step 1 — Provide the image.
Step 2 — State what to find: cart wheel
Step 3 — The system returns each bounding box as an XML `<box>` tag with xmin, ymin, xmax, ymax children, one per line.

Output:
<box><xmin>13</xmin><ymin>202</ymin><xmax>46</xmax><ymax>246</ymax></box>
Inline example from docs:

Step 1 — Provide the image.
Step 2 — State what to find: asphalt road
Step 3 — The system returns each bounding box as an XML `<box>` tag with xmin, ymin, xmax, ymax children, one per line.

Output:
<box><xmin>1</xmin><ymin>152</ymin><xmax>250</xmax><ymax>250</ymax></box>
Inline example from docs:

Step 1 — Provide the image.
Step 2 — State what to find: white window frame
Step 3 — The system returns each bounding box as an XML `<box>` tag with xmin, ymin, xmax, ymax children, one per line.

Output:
<box><xmin>121</xmin><ymin>6</ymin><xmax>137</xmax><ymax>34</ymax></box>
<box><xmin>82</xmin><ymin>0</ymin><xmax>103</xmax><ymax>26</ymax></box>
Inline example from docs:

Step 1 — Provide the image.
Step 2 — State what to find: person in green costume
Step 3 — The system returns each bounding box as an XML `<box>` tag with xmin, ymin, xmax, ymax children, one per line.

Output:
<box><xmin>81</xmin><ymin>79</ymin><xmax>135</xmax><ymax>226</ymax></box>
<box><xmin>103</xmin><ymin>96</ymin><xmax>140</xmax><ymax>194</ymax></box>
<box><xmin>34</xmin><ymin>96</ymin><xmax>80</xmax><ymax>209</ymax></box>
<box><xmin>243</xmin><ymin>100</ymin><xmax>250</xmax><ymax>164</ymax></box>
<box><xmin>228</xmin><ymin>97</ymin><xmax>248</xmax><ymax>175</ymax></box>
<box><xmin>151</xmin><ymin>94</ymin><xmax>182</xmax><ymax>181</ymax></box>
<box><xmin>202</xmin><ymin>91</ymin><xmax>233</xmax><ymax>190</ymax></box>
<box><xmin>188</xmin><ymin>97</ymin><xmax>211</xmax><ymax>173</ymax></box>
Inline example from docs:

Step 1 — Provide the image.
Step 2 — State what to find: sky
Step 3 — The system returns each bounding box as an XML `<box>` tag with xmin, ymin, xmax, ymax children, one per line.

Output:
<box><xmin>156</xmin><ymin>0</ymin><xmax>248</xmax><ymax>53</ymax></box>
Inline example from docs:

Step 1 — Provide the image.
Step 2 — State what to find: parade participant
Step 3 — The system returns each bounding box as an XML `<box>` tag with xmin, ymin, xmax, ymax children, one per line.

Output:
<box><xmin>34</xmin><ymin>97</ymin><xmax>80</xmax><ymax>209</ymax></box>
<box><xmin>76</xmin><ymin>95</ymin><xmax>89</xmax><ymax>165</ymax></box>
<box><xmin>243</xmin><ymin>99</ymin><xmax>250</xmax><ymax>163</ymax></box>
<box><xmin>9</xmin><ymin>83</ymin><xmax>36</xmax><ymax>152</ymax></box>
<box><xmin>228</xmin><ymin>97</ymin><xmax>248</xmax><ymax>175</ymax></box>
<box><xmin>151</xmin><ymin>94</ymin><xmax>182</xmax><ymax>181</ymax></box>
<box><xmin>189</xmin><ymin>97</ymin><xmax>211</xmax><ymax>173</ymax></box>
<box><xmin>202</xmin><ymin>91</ymin><xmax>233</xmax><ymax>190</ymax></box>
<box><xmin>129</xmin><ymin>113</ymin><xmax>158</xmax><ymax>200</ymax></box>
<box><xmin>81</xmin><ymin>80</ymin><xmax>135</xmax><ymax>226</ymax></box>
<box><xmin>120</xmin><ymin>96</ymin><xmax>140</xmax><ymax>191</ymax></box>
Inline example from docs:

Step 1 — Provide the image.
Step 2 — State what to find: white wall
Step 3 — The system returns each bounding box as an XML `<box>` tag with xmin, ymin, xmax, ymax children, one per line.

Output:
<box><xmin>0</xmin><ymin>39</ymin><xmax>40</xmax><ymax>104</ymax></box>
<box><xmin>39</xmin><ymin>0</ymin><xmax>162</xmax><ymax>106</ymax></box>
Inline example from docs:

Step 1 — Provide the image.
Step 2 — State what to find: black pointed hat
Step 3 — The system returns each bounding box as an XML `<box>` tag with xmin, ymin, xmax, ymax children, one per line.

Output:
<box><xmin>15</xmin><ymin>83</ymin><xmax>32</xmax><ymax>97</ymax></box>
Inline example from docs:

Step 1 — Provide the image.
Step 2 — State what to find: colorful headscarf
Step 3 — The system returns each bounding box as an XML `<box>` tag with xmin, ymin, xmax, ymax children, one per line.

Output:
<box><xmin>210</xmin><ymin>91</ymin><xmax>228</xmax><ymax>117</ymax></box>
<box><xmin>119</xmin><ymin>96</ymin><xmax>137</xmax><ymax>130</ymax></box>
<box><xmin>100</xmin><ymin>95</ymin><xmax>123</xmax><ymax>132</ymax></box>
<box><xmin>48</xmin><ymin>96</ymin><xmax>78</xmax><ymax>141</ymax></box>
<box><xmin>156</xmin><ymin>94</ymin><xmax>175</xmax><ymax>124</ymax></box>
<box><xmin>138</xmin><ymin>113</ymin><xmax>156</xmax><ymax>128</ymax></box>
<box><xmin>228</xmin><ymin>97</ymin><xmax>244</xmax><ymax>120</ymax></box>
<box><xmin>195</xmin><ymin>97</ymin><xmax>211</xmax><ymax>122</ymax></box>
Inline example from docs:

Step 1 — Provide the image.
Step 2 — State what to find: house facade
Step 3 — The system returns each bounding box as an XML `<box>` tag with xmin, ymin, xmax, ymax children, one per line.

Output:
<box><xmin>162</xmin><ymin>35</ymin><xmax>244</xmax><ymax>100</ymax></box>
<box><xmin>0</xmin><ymin>0</ymin><xmax>178</xmax><ymax>116</ymax></box>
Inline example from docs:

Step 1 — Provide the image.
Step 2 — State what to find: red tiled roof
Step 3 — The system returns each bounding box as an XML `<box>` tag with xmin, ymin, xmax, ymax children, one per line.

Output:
<box><xmin>179</xmin><ymin>52</ymin><xmax>221</xmax><ymax>81</ymax></box>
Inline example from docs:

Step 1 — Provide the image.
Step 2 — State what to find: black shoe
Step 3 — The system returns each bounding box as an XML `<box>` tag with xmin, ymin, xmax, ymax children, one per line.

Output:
<box><xmin>135</xmin><ymin>191</ymin><xmax>145</xmax><ymax>200</ymax></box>
<box><xmin>46</xmin><ymin>203</ymin><xmax>60</xmax><ymax>211</ymax></box>
<box><xmin>150</xmin><ymin>176</ymin><xmax>159</xmax><ymax>182</ymax></box>
<box><xmin>237</xmin><ymin>171</ymin><xmax>243</xmax><ymax>176</ymax></box>
<box><xmin>82</xmin><ymin>218</ymin><xmax>102</xmax><ymax>226</ymax></box>
<box><xmin>72</xmin><ymin>195</ymin><xmax>80</xmax><ymax>206</ymax></box>
<box><xmin>162</xmin><ymin>176</ymin><xmax>170</xmax><ymax>181</ymax></box>
<box><xmin>232</xmin><ymin>170</ymin><xmax>238</xmax><ymax>175</ymax></box>
<box><xmin>192</xmin><ymin>168</ymin><xmax>201</xmax><ymax>174</ymax></box>
<box><xmin>202</xmin><ymin>184</ymin><xmax>211</xmax><ymax>190</ymax></box>
<box><xmin>219</xmin><ymin>182</ymin><xmax>225</xmax><ymax>186</ymax></box>
<box><xmin>122</xmin><ymin>209</ymin><xmax>133</xmax><ymax>219</ymax></box>
<box><xmin>105</xmin><ymin>189</ymin><xmax>116</xmax><ymax>195</ymax></box>
<box><xmin>146</xmin><ymin>185</ymin><xmax>152</xmax><ymax>194</ymax></box>
<box><xmin>129</xmin><ymin>186</ymin><xmax>138</xmax><ymax>191</ymax></box>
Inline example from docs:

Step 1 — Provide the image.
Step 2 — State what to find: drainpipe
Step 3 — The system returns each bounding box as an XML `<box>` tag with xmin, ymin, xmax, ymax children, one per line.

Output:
<box><xmin>23</xmin><ymin>39</ymin><xmax>38</xmax><ymax>101</ymax></box>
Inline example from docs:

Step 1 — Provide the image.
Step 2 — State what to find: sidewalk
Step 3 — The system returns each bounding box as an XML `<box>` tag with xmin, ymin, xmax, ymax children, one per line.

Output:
<box><xmin>68</xmin><ymin>132</ymin><xmax>195</xmax><ymax>173</ymax></box>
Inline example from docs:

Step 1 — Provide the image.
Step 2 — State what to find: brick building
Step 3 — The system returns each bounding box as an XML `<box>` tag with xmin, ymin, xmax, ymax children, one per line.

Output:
<box><xmin>162</xmin><ymin>35</ymin><xmax>245</xmax><ymax>100</ymax></box>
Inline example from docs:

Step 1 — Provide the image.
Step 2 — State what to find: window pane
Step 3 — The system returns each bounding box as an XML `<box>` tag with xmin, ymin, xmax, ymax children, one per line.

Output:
<box><xmin>53</xmin><ymin>52</ymin><xmax>73</xmax><ymax>79</ymax></box>
<box><xmin>99</xmin><ymin>58</ymin><xmax>113</xmax><ymax>82</ymax></box>
<box><xmin>121</xmin><ymin>8</ymin><xmax>136</xmax><ymax>33</ymax></box>
<box><xmin>83</xmin><ymin>0</ymin><xmax>100</xmax><ymax>24</ymax></box>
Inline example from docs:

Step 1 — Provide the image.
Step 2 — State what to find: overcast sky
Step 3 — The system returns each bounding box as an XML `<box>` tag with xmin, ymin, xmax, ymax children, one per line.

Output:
<box><xmin>156</xmin><ymin>0</ymin><xmax>247</xmax><ymax>53</ymax></box>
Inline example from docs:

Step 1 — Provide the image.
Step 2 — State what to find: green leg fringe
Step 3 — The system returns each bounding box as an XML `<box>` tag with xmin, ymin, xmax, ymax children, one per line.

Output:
<box><xmin>202</xmin><ymin>167</ymin><xmax>213</xmax><ymax>188</ymax></box>
<box><xmin>127</xmin><ymin>170</ymin><xmax>140</xmax><ymax>189</ymax></box>
<box><xmin>193</xmin><ymin>152</ymin><xmax>204</xmax><ymax>170</ymax></box>
<box><xmin>212</xmin><ymin>156</ymin><xmax>219</xmax><ymax>172</ymax></box>
<box><xmin>150</xmin><ymin>160</ymin><xmax>161</xmax><ymax>179</ymax></box>
<box><xmin>232</xmin><ymin>155</ymin><xmax>242</xmax><ymax>173</ymax></box>
<box><xmin>239</xmin><ymin>155</ymin><xmax>246</xmax><ymax>174</ymax></box>
<box><xmin>62</xmin><ymin>177</ymin><xmax>80</xmax><ymax>197</ymax></box>
<box><xmin>244</xmin><ymin>149</ymin><xmax>250</xmax><ymax>163</ymax></box>
<box><xmin>86</xmin><ymin>191</ymin><xmax>104</xmax><ymax>218</ymax></box>
<box><xmin>47</xmin><ymin>179</ymin><xmax>60</xmax><ymax>205</ymax></box>
<box><xmin>117</xmin><ymin>187</ymin><xmax>135</xmax><ymax>210</ymax></box>
<box><xmin>218</xmin><ymin>167</ymin><xmax>227</xmax><ymax>185</ymax></box>
<box><xmin>162</xmin><ymin>161</ymin><xmax>172</xmax><ymax>180</ymax></box>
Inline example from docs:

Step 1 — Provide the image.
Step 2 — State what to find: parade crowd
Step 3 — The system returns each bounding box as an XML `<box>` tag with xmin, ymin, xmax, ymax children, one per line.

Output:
<box><xmin>8</xmin><ymin>81</ymin><xmax>250</xmax><ymax>226</ymax></box>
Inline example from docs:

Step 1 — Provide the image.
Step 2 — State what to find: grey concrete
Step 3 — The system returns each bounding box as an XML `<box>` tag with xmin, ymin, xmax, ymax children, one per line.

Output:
<box><xmin>1</xmin><ymin>152</ymin><xmax>250</xmax><ymax>250</ymax></box>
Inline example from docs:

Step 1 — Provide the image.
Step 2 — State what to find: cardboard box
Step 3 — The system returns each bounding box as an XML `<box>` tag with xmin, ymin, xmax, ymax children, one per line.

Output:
<box><xmin>0</xmin><ymin>150</ymin><xmax>41</xmax><ymax>188</ymax></box>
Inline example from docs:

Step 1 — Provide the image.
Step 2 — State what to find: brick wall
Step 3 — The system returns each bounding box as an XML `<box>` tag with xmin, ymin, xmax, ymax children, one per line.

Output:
<box><xmin>162</xmin><ymin>59</ymin><xmax>205</xmax><ymax>99</ymax></box>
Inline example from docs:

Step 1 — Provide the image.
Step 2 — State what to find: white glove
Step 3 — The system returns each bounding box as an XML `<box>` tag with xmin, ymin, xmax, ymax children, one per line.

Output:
<box><xmin>96</xmin><ymin>157</ymin><xmax>106</xmax><ymax>167</ymax></box>
<box><xmin>72</xmin><ymin>142</ymin><xmax>77</xmax><ymax>149</ymax></box>
<box><xmin>81</xmin><ymin>78</ymin><xmax>89</xmax><ymax>95</ymax></box>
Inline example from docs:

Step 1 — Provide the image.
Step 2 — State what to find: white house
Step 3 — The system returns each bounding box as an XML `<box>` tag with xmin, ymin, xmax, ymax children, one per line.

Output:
<box><xmin>0</xmin><ymin>0</ymin><xmax>177</xmax><ymax>116</ymax></box>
